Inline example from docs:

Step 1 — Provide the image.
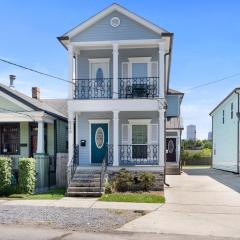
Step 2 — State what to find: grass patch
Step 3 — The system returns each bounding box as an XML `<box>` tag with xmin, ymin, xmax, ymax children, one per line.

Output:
<box><xmin>99</xmin><ymin>193</ymin><xmax>165</xmax><ymax>203</ymax></box>
<box><xmin>7</xmin><ymin>188</ymin><xmax>65</xmax><ymax>200</ymax></box>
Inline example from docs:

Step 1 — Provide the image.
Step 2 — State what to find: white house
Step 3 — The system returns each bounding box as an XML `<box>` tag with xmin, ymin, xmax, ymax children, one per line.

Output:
<box><xmin>58</xmin><ymin>3</ymin><xmax>184</xmax><ymax>196</ymax></box>
<box><xmin>210</xmin><ymin>88</ymin><xmax>240</xmax><ymax>173</ymax></box>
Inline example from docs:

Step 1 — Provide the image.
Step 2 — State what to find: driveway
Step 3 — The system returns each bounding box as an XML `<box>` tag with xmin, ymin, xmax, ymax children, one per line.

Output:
<box><xmin>119</xmin><ymin>167</ymin><xmax>240</xmax><ymax>238</ymax></box>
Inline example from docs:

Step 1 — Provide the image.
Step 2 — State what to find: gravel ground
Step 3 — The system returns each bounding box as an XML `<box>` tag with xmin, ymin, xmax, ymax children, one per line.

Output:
<box><xmin>0</xmin><ymin>205</ymin><xmax>142</xmax><ymax>232</ymax></box>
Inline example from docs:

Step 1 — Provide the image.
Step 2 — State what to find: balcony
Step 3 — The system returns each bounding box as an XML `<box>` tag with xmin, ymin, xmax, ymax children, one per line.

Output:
<box><xmin>73</xmin><ymin>77</ymin><xmax>159</xmax><ymax>100</ymax></box>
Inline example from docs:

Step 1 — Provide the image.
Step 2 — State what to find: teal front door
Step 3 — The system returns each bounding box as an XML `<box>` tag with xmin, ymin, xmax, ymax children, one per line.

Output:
<box><xmin>91</xmin><ymin>123</ymin><xmax>108</xmax><ymax>164</ymax></box>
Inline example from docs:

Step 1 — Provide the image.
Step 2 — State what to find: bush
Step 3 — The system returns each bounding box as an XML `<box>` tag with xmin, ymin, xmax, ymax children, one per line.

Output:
<box><xmin>104</xmin><ymin>182</ymin><xmax>112</xmax><ymax>194</ymax></box>
<box><xmin>139</xmin><ymin>172</ymin><xmax>156</xmax><ymax>191</ymax></box>
<box><xmin>18</xmin><ymin>158</ymin><xmax>36</xmax><ymax>194</ymax></box>
<box><xmin>0</xmin><ymin>157</ymin><xmax>12</xmax><ymax>195</ymax></box>
<box><xmin>112</xmin><ymin>168</ymin><xmax>133</xmax><ymax>192</ymax></box>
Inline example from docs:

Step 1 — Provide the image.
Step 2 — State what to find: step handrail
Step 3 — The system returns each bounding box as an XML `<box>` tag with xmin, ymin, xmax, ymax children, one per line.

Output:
<box><xmin>100</xmin><ymin>145</ymin><xmax>108</xmax><ymax>192</ymax></box>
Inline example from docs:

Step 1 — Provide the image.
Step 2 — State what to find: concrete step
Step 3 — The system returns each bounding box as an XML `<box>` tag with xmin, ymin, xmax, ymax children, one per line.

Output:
<box><xmin>69</xmin><ymin>182</ymin><xmax>101</xmax><ymax>187</ymax></box>
<box><xmin>73</xmin><ymin>173</ymin><xmax>100</xmax><ymax>178</ymax></box>
<box><xmin>166</xmin><ymin>167</ymin><xmax>180</xmax><ymax>175</ymax></box>
<box><xmin>67</xmin><ymin>191</ymin><xmax>102</xmax><ymax>197</ymax></box>
<box><xmin>68</xmin><ymin>186</ymin><xmax>104</xmax><ymax>192</ymax></box>
<box><xmin>72</xmin><ymin>177</ymin><xmax>101</xmax><ymax>182</ymax></box>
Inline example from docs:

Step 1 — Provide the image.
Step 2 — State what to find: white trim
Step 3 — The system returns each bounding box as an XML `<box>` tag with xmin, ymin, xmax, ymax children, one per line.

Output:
<box><xmin>88</xmin><ymin>58</ymin><xmax>110</xmax><ymax>63</ymax></box>
<box><xmin>66</xmin><ymin>4</ymin><xmax>166</xmax><ymax>39</ymax></box>
<box><xmin>88</xmin><ymin>119</ymin><xmax>110</xmax><ymax>123</ymax></box>
<box><xmin>89</xmin><ymin>121</ymin><xmax>110</xmax><ymax>164</ymax></box>
<box><xmin>89</xmin><ymin>59</ymin><xmax>110</xmax><ymax>80</ymax></box>
<box><xmin>70</xmin><ymin>39</ymin><xmax>164</xmax><ymax>48</ymax></box>
<box><xmin>128</xmin><ymin>57</ymin><xmax>152</xmax><ymax>63</ymax></box>
<box><xmin>128</xmin><ymin>119</ymin><xmax>152</xmax><ymax>124</ymax></box>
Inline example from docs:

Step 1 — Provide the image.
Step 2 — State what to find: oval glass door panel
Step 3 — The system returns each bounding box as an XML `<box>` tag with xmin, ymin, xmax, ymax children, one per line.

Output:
<box><xmin>168</xmin><ymin>139</ymin><xmax>175</xmax><ymax>154</ymax></box>
<box><xmin>96</xmin><ymin>68</ymin><xmax>104</xmax><ymax>86</ymax></box>
<box><xmin>95</xmin><ymin>127</ymin><xmax>104</xmax><ymax>149</ymax></box>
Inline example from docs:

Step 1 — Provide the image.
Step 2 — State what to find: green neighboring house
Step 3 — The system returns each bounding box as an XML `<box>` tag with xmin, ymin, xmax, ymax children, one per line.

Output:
<box><xmin>0</xmin><ymin>75</ymin><xmax>68</xmax><ymax>189</ymax></box>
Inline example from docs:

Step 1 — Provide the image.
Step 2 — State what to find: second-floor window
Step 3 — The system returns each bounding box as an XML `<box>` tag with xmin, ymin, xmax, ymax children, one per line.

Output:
<box><xmin>231</xmin><ymin>102</ymin><xmax>234</xmax><ymax>119</ymax></box>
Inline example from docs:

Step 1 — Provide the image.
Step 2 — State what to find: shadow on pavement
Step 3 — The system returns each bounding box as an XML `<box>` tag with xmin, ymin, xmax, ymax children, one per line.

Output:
<box><xmin>183</xmin><ymin>167</ymin><xmax>240</xmax><ymax>193</ymax></box>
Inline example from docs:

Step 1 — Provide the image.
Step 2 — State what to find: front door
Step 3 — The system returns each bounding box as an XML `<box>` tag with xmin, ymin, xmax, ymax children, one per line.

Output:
<box><xmin>166</xmin><ymin>138</ymin><xmax>176</xmax><ymax>162</ymax></box>
<box><xmin>91</xmin><ymin>123</ymin><xmax>108</xmax><ymax>164</ymax></box>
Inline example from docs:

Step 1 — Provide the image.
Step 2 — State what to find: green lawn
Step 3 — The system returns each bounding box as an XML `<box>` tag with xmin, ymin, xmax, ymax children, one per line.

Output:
<box><xmin>7</xmin><ymin>188</ymin><xmax>66</xmax><ymax>200</ymax></box>
<box><xmin>99</xmin><ymin>193</ymin><xmax>165</xmax><ymax>203</ymax></box>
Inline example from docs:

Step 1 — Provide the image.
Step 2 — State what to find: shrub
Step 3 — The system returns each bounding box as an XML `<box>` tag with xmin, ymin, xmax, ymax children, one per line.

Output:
<box><xmin>18</xmin><ymin>158</ymin><xmax>36</xmax><ymax>194</ymax></box>
<box><xmin>104</xmin><ymin>182</ymin><xmax>112</xmax><ymax>194</ymax></box>
<box><xmin>139</xmin><ymin>172</ymin><xmax>156</xmax><ymax>191</ymax></box>
<box><xmin>112</xmin><ymin>168</ymin><xmax>133</xmax><ymax>192</ymax></box>
<box><xmin>0</xmin><ymin>157</ymin><xmax>12</xmax><ymax>195</ymax></box>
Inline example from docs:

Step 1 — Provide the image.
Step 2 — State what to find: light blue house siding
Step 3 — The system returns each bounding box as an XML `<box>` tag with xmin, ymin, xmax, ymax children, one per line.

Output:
<box><xmin>71</xmin><ymin>11</ymin><xmax>161</xmax><ymax>42</ymax></box>
<box><xmin>212</xmin><ymin>92</ymin><xmax>239</xmax><ymax>173</ymax></box>
<box><xmin>76</xmin><ymin>48</ymin><xmax>158</xmax><ymax>79</ymax></box>
<box><xmin>166</xmin><ymin>95</ymin><xmax>181</xmax><ymax>117</ymax></box>
<box><xmin>77</xmin><ymin>111</ymin><xmax>159</xmax><ymax>165</ymax></box>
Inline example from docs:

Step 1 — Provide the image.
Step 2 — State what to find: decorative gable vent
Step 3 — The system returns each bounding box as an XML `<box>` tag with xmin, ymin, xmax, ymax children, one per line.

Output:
<box><xmin>110</xmin><ymin>17</ymin><xmax>120</xmax><ymax>27</ymax></box>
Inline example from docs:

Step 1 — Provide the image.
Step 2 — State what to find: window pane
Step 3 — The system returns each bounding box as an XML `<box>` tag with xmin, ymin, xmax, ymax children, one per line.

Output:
<box><xmin>1</xmin><ymin>125</ymin><xmax>19</xmax><ymax>154</ymax></box>
<box><xmin>132</xmin><ymin>125</ymin><xmax>147</xmax><ymax>144</ymax></box>
<box><xmin>132</xmin><ymin>63</ymin><xmax>148</xmax><ymax>78</ymax></box>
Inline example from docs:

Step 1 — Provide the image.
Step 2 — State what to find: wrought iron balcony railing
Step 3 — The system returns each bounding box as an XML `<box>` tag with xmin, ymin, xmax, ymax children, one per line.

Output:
<box><xmin>119</xmin><ymin>144</ymin><xmax>159</xmax><ymax>165</ymax></box>
<box><xmin>74</xmin><ymin>78</ymin><xmax>112</xmax><ymax>99</ymax></box>
<box><xmin>119</xmin><ymin>77</ymin><xmax>159</xmax><ymax>99</ymax></box>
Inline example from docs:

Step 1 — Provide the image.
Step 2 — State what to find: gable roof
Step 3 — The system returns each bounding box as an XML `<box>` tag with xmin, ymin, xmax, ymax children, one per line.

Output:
<box><xmin>168</xmin><ymin>88</ymin><xmax>184</xmax><ymax>96</ymax></box>
<box><xmin>0</xmin><ymin>83</ymin><xmax>67</xmax><ymax>121</ymax></box>
<box><xmin>209</xmin><ymin>87</ymin><xmax>240</xmax><ymax>116</ymax></box>
<box><xmin>59</xmin><ymin>3</ymin><xmax>169</xmax><ymax>41</ymax></box>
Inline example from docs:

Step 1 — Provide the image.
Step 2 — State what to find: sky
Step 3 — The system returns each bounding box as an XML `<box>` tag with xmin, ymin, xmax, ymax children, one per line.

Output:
<box><xmin>0</xmin><ymin>0</ymin><xmax>240</xmax><ymax>139</ymax></box>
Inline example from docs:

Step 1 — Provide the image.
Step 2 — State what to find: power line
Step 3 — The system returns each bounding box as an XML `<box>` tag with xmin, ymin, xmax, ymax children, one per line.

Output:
<box><xmin>184</xmin><ymin>73</ymin><xmax>240</xmax><ymax>92</ymax></box>
<box><xmin>0</xmin><ymin>58</ymin><xmax>70</xmax><ymax>83</ymax></box>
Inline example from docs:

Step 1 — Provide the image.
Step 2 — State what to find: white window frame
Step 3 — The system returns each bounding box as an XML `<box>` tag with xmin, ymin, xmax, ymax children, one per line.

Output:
<box><xmin>88</xmin><ymin>58</ymin><xmax>110</xmax><ymax>79</ymax></box>
<box><xmin>128</xmin><ymin>57</ymin><xmax>152</xmax><ymax>78</ymax></box>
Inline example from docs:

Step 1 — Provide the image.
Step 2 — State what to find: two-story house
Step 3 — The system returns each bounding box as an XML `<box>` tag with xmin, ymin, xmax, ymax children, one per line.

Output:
<box><xmin>58</xmin><ymin>4</ymin><xmax>184</xmax><ymax>196</ymax></box>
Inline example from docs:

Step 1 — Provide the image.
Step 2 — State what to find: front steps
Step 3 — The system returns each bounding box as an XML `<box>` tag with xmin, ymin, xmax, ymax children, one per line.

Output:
<box><xmin>67</xmin><ymin>169</ymin><xmax>105</xmax><ymax>197</ymax></box>
<box><xmin>166</xmin><ymin>163</ymin><xmax>180</xmax><ymax>175</ymax></box>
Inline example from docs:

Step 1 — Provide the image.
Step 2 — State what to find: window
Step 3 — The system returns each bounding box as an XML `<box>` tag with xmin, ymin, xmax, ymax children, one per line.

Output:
<box><xmin>132</xmin><ymin>125</ymin><xmax>147</xmax><ymax>158</ymax></box>
<box><xmin>231</xmin><ymin>103</ymin><xmax>234</xmax><ymax>119</ymax></box>
<box><xmin>0</xmin><ymin>124</ymin><xmax>20</xmax><ymax>155</ymax></box>
<box><xmin>222</xmin><ymin>110</ymin><xmax>225</xmax><ymax>124</ymax></box>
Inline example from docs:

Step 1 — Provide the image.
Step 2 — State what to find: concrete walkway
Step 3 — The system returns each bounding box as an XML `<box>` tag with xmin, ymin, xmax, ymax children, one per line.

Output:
<box><xmin>119</xmin><ymin>168</ymin><xmax>240</xmax><ymax>238</ymax></box>
<box><xmin>0</xmin><ymin>197</ymin><xmax>161</xmax><ymax>211</ymax></box>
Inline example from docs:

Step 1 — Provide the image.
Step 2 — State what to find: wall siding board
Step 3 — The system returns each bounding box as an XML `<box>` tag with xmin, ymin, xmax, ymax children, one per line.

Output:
<box><xmin>0</xmin><ymin>96</ymin><xmax>26</xmax><ymax>112</ymax></box>
<box><xmin>20</xmin><ymin>122</ymin><xmax>29</xmax><ymax>156</ymax></box>
<box><xmin>56</xmin><ymin>120</ymin><xmax>68</xmax><ymax>154</ymax></box>
<box><xmin>47</xmin><ymin>123</ymin><xmax>55</xmax><ymax>155</ymax></box>
<box><xmin>71</xmin><ymin>11</ymin><xmax>161</xmax><ymax>42</ymax></box>
<box><xmin>166</xmin><ymin>95</ymin><xmax>180</xmax><ymax>117</ymax></box>
<box><xmin>77</xmin><ymin>48</ymin><xmax>159</xmax><ymax>79</ymax></box>
<box><xmin>212</xmin><ymin>93</ymin><xmax>238</xmax><ymax>172</ymax></box>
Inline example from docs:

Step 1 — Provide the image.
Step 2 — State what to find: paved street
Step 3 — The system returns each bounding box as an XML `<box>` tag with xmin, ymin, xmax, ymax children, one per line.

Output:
<box><xmin>120</xmin><ymin>168</ymin><xmax>240</xmax><ymax>238</ymax></box>
<box><xmin>0</xmin><ymin>225</ymin><xmax>236</xmax><ymax>240</ymax></box>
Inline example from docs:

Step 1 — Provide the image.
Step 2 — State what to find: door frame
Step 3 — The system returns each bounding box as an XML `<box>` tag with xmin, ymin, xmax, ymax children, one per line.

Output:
<box><xmin>88</xmin><ymin>58</ymin><xmax>110</xmax><ymax>79</ymax></box>
<box><xmin>166</xmin><ymin>136</ymin><xmax>177</xmax><ymax>162</ymax></box>
<box><xmin>88</xmin><ymin>119</ymin><xmax>110</xmax><ymax>165</ymax></box>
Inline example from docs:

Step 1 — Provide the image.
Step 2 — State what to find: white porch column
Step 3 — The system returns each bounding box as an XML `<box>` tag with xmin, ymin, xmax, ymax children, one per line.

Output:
<box><xmin>68</xmin><ymin>112</ymin><xmax>74</xmax><ymax>162</ymax></box>
<box><xmin>68</xmin><ymin>45</ymin><xmax>74</xmax><ymax>99</ymax></box>
<box><xmin>112</xmin><ymin>43</ymin><xmax>119</xmax><ymax>99</ymax></box>
<box><xmin>113</xmin><ymin>110</ymin><xmax>119</xmax><ymax>166</ymax></box>
<box><xmin>75</xmin><ymin>113</ymin><xmax>79</xmax><ymax>146</ymax></box>
<box><xmin>159</xmin><ymin>42</ymin><xmax>165</xmax><ymax>98</ymax></box>
<box><xmin>36</xmin><ymin>121</ymin><xmax>45</xmax><ymax>154</ymax></box>
<box><xmin>159</xmin><ymin>109</ymin><xmax>165</xmax><ymax>166</ymax></box>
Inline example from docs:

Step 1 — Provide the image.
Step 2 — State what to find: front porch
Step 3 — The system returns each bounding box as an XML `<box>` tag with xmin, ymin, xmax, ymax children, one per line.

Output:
<box><xmin>68</xmin><ymin>110</ymin><xmax>165</xmax><ymax>168</ymax></box>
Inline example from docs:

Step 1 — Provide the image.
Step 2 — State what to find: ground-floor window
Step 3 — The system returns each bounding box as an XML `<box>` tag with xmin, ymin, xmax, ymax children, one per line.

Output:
<box><xmin>132</xmin><ymin>125</ymin><xmax>148</xmax><ymax>159</ymax></box>
<box><xmin>0</xmin><ymin>124</ymin><xmax>20</xmax><ymax>155</ymax></box>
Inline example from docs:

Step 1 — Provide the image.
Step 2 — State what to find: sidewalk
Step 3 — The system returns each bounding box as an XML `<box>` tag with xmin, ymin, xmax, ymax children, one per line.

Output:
<box><xmin>0</xmin><ymin>197</ymin><xmax>162</xmax><ymax>211</ymax></box>
<box><xmin>119</xmin><ymin>169</ymin><xmax>240</xmax><ymax>238</ymax></box>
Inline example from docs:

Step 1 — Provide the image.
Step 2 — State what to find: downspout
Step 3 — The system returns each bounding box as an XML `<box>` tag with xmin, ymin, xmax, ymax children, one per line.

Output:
<box><xmin>235</xmin><ymin>90</ymin><xmax>240</xmax><ymax>174</ymax></box>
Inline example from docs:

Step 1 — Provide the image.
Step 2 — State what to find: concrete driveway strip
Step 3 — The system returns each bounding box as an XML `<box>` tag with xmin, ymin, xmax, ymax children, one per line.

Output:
<box><xmin>119</xmin><ymin>168</ymin><xmax>240</xmax><ymax>238</ymax></box>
